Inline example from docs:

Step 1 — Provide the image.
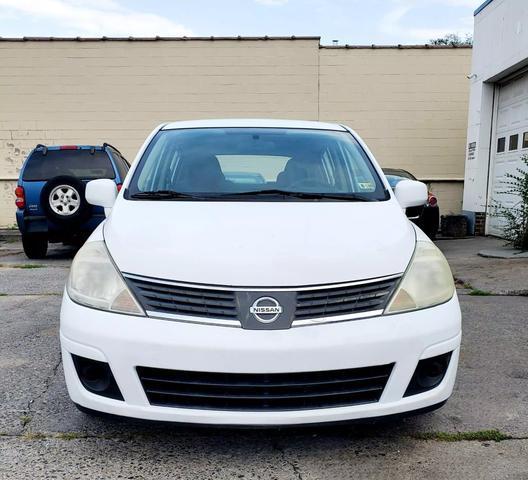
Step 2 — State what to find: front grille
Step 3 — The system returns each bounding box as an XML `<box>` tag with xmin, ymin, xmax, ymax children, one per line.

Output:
<box><xmin>125</xmin><ymin>274</ymin><xmax>400</xmax><ymax>327</ymax></box>
<box><xmin>137</xmin><ymin>364</ymin><xmax>394</xmax><ymax>411</ymax></box>
<box><xmin>126</xmin><ymin>276</ymin><xmax>238</xmax><ymax>320</ymax></box>
<box><xmin>295</xmin><ymin>278</ymin><xmax>399</xmax><ymax>320</ymax></box>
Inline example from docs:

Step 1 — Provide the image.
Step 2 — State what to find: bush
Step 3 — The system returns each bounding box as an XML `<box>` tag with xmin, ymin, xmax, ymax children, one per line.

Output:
<box><xmin>490</xmin><ymin>155</ymin><xmax>528</xmax><ymax>250</ymax></box>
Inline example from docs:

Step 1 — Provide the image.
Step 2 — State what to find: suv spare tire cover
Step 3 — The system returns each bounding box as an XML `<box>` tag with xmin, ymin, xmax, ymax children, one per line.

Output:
<box><xmin>40</xmin><ymin>175</ymin><xmax>91</xmax><ymax>225</ymax></box>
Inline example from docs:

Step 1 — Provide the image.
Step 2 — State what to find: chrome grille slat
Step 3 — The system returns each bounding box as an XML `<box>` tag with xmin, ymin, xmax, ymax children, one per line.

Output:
<box><xmin>296</xmin><ymin>280</ymin><xmax>397</xmax><ymax>300</ymax></box>
<box><xmin>136</xmin><ymin>282</ymin><xmax>234</xmax><ymax>301</ymax></box>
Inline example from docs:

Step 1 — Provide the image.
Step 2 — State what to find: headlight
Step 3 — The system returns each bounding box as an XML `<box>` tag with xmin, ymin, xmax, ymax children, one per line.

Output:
<box><xmin>67</xmin><ymin>241</ymin><xmax>144</xmax><ymax>316</ymax></box>
<box><xmin>385</xmin><ymin>240</ymin><xmax>455</xmax><ymax>314</ymax></box>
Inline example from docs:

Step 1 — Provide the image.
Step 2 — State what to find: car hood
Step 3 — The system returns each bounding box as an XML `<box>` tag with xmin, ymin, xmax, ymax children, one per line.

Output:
<box><xmin>104</xmin><ymin>199</ymin><xmax>415</xmax><ymax>287</ymax></box>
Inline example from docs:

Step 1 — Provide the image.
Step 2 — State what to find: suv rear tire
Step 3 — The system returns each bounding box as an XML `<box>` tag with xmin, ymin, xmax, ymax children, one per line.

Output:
<box><xmin>22</xmin><ymin>233</ymin><xmax>48</xmax><ymax>259</ymax></box>
<box><xmin>41</xmin><ymin>176</ymin><xmax>91</xmax><ymax>227</ymax></box>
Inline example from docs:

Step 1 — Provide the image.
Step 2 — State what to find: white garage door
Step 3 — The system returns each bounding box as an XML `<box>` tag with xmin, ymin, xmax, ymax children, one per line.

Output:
<box><xmin>488</xmin><ymin>72</ymin><xmax>528</xmax><ymax>236</ymax></box>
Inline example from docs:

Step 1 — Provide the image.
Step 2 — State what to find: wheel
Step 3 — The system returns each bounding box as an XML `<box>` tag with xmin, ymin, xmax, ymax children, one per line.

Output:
<box><xmin>40</xmin><ymin>176</ymin><xmax>91</xmax><ymax>227</ymax></box>
<box><xmin>22</xmin><ymin>234</ymin><xmax>48</xmax><ymax>259</ymax></box>
<box><xmin>421</xmin><ymin>206</ymin><xmax>440</xmax><ymax>241</ymax></box>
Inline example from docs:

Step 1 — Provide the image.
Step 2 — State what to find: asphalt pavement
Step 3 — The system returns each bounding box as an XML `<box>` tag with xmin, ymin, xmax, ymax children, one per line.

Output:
<box><xmin>0</xmin><ymin>237</ymin><xmax>527</xmax><ymax>479</ymax></box>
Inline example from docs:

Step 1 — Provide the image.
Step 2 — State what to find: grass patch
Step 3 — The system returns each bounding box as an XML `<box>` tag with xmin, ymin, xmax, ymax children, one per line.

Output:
<box><xmin>468</xmin><ymin>289</ymin><xmax>492</xmax><ymax>296</ymax></box>
<box><xmin>11</xmin><ymin>264</ymin><xmax>45</xmax><ymax>269</ymax></box>
<box><xmin>54</xmin><ymin>432</ymin><xmax>89</xmax><ymax>441</ymax></box>
<box><xmin>23</xmin><ymin>432</ymin><xmax>47</xmax><ymax>441</ymax></box>
<box><xmin>20</xmin><ymin>431</ymin><xmax>95</xmax><ymax>441</ymax></box>
<box><xmin>19</xmin><ymin>415</ymin><xmax>31</xmax><ymax>427</ymax></box>
<box><xmin>413</xmin><ymin>430</ymin><xmax>511</xmax><ymax>442</ymax></box>
<box><xmin>0</xmin><ymin>293</ymin><xmax>7</xmax><ymax>296</ymax></box>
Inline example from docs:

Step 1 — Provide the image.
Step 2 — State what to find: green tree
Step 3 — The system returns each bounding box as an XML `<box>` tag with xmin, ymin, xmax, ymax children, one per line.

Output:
<box><xmin>429</xmin><ymin>33</ymin><xmax>473</xmax><ymax>46</ymax></box>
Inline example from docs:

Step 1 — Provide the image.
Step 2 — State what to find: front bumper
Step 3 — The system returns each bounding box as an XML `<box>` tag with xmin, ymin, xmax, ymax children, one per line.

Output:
<box><xmin>60</xmin><ymin>293</ymin><xmax>461</xmax><ymax>425</ymax></box>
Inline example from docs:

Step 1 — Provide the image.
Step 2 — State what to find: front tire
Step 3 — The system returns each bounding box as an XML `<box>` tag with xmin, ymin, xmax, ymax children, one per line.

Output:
<box><xmin>22</xmin><ymin>234</ymin><xmax>48</xmax><ymax>259</ymax></box>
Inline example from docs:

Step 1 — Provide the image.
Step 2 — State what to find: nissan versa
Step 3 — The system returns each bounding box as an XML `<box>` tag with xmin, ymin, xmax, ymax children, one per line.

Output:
<box><xmin>60</xmin><ymin>119</ymin><xmax>461</xmax><ymax>425</ymax></box>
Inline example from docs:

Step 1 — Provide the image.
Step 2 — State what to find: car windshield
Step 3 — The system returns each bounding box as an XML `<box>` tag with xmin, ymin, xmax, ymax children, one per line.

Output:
<box><xmin>127</xmin><ymin>128</ymin><xmax>388</xmax><ymax>201</ymax></box>
<box><xmin>22</xmin><ymin>150</ymin><xmax>115</xmax><ymax>181</ymax></box>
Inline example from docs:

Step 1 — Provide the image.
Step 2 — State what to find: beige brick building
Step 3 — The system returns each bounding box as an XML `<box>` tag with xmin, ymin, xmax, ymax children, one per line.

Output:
<box><xmin>0</xmin><ymin>37</ymin><xmax>471</xmax><ymax>227</ymax></box>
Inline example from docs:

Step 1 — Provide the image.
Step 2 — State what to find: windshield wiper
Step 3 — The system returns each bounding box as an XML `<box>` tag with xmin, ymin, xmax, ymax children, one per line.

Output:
<box><xmin>215</xmin><ymin>189</ymin><xmax>374</xmax><ymax>201</ymax></box>
<box><xmin>130</xmin><ymin>190</ymin><xmax>207</xmax><ymax>200</ymax></box>
<box><xmin>130</xmin><ymin>189</ymin><xmax>377</xmax><ymax>202</ymax></box>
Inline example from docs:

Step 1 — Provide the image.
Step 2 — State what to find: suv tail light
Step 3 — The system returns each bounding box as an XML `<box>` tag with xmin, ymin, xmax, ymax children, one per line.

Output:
<box><xmin>428</xmin><ymin>194</ymin><xmax>438</xmax><ymax>207</ymax></box>
<box><xmin>59</xmin><ymin>145</ymin><xmax>79</xmax><ymax>150</ymax></box>
<box><xmin>116</xmin><ymin>183</ymin><xmax>123</xmax><ymax>192</ymax></box>
<box><xmin>15</xmin><ymin>186</ymin><xmax>25</xmax><ymax>209</ymax></box>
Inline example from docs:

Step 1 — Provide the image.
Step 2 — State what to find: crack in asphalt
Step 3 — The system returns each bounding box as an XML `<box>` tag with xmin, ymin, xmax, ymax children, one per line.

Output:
<box><xmin>1</xmin><ymin>429</ymin><xmax>528</xmax><ymax>444</ymax></box>
<box><xmin>454</xmin><ymin>277</ymin><xmax>528</xmax><ymax>297</ymax></box>
<box><xmin>272</xmin><ymin>440</ymin><xmax>303</xmax><ymax>480</ymax></box>
<box><xmin>0</xmin><ymin>264</ymin><xmax>71</xmax><ymax>269</ymax></box>
<box><xmin>0</xmin><ymin>293</ymin><xmax>62</xmax><ymax>297</ymax></box>
<box><xmin>22</xmin><ymin>357</ymin><xmax>62</xmax><ymax>432</ymax></box>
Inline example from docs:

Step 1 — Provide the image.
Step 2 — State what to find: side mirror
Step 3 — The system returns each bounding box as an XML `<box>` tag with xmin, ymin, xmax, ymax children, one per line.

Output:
<box><xmin>394</xmin><ymin>179</ymin><xmax>428</xmax><ymax>209</ymax></box>
<box><xmin>86</xmin><ymin>179</ymin><xmax>118</xmax><ymax>216</ymax></box>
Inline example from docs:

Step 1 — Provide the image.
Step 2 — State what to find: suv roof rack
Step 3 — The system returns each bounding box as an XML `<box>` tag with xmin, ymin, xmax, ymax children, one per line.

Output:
<box><xmin>103</xmin><ymin>142</ymin><xmax>123</xmax><ymax>155</ymax></box>
<box><xmin>35</xmin><ymin>143</ymin><xmax>48</xmax><ymax>155</ymax></box>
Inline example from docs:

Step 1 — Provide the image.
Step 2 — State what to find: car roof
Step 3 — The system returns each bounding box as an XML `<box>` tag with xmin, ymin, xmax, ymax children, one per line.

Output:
<box><xmin>382</xmin><ymin>168</ymin><xmax>415</xmax><ymax>178</ymax></box>
<box><xmin>34</xmin><ymin>145</ymin><xmax>106</xmax><ymax>151</ymax></box>
<box><xmin>161</xmin><ymin>119</ymin><xmax>347</xmax><ymax>131</ymax></box>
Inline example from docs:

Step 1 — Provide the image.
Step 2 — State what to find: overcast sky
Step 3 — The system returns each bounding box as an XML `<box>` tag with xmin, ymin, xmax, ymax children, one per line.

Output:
<box><xmin>0</xmin><ymin>0</ymin><xmax>482</xmax><ymax>45</ymax></box>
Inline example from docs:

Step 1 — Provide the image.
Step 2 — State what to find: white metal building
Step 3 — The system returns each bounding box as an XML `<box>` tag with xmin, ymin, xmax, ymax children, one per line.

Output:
<box><xmin>464</xmin><ymin>0</ymin><xmax>528</xmax><ymax>235</ymax></box>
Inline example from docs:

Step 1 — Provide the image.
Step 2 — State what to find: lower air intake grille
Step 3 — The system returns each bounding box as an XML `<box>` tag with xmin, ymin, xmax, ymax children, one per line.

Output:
<box><xmin>136</xmin><ymin>364</ymin><xmax>394</xmax><ymax>411</ymax></box>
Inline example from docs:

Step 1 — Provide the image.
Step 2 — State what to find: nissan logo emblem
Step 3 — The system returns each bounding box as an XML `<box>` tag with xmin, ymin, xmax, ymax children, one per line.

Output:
<box><xmin>249</xmin><ymin>297</ymin><xmax>283</xmax><ymax>323</ymax></box>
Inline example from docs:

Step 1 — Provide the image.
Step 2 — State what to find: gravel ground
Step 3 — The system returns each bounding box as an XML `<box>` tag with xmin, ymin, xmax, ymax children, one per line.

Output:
<box><xmin>0</xmin><ymin>238</ymin><xmax>527</xmax><ymax>479</ymax></box>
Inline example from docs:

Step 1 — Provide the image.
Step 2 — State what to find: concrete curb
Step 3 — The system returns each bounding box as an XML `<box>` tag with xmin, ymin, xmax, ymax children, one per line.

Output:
<box><xmin>478</xmin><ymin>249</ymin><xmax>528</xmax><ymax>259</ymax></box>
<box><xmin>0</xmin><ymin>230</ymin><xmax>21</xmax><ymax>241</ymax></box>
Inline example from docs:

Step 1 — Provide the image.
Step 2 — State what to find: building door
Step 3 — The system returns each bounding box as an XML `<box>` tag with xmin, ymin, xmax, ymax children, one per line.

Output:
<box><xmin>488</xmin><ymin>72</ymin><xmax>528</xmax><ymax>236</ymax></box>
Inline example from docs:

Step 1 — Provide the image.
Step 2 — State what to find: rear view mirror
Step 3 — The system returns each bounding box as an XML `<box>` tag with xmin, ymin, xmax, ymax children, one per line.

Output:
<box><xmin>86</xmin><ymin>179</ymin><xmax>118</xmax><ymax>216</ymax></box>
<box><xmin>394</xmin><ymin>180</ymin><xmax>427</xmax><ymax>209</ymax></box>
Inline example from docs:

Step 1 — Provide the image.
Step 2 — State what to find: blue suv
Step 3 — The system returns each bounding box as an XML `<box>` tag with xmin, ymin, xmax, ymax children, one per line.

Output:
<box><xmin>15</xmin><ymin>144</ymin><xmax>129</xmax><ymax>258</ymax></box>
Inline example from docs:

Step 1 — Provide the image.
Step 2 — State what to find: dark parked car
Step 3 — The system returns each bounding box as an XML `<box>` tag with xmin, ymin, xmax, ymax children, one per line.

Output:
<box><xmin>15</xmin><ymin>144</ymin><xmax>129</xmax><ymax>258</ymax></box>
<box><xmin>383</xmin><ymin>168</ymin><xmax>439</xmax><ymax>239</ymax></box>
